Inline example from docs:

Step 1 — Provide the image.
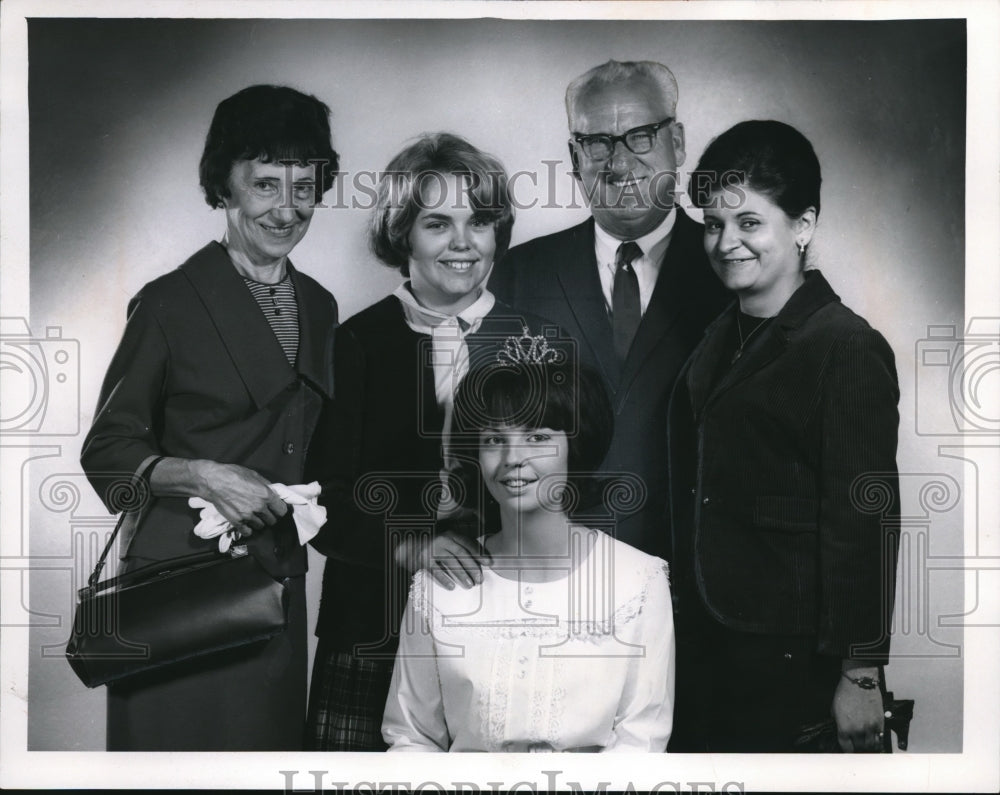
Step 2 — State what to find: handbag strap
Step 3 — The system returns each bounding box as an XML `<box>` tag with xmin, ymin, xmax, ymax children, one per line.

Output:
<box><xmin>85</xmin><ymin>549</ymin><xmax>229</xmax><ymax>596</ymax></box>
<box><xmin>84</xmin><ymin>456</ymin><xmax>165</xmax><ymax>594</ymax></box>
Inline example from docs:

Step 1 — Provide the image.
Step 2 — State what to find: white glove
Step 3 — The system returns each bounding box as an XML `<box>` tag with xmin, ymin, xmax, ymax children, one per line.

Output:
<box><xmin>189</xmin><ymin>481</ymin><xmax>326</xmax><ymax>552</ymax></box>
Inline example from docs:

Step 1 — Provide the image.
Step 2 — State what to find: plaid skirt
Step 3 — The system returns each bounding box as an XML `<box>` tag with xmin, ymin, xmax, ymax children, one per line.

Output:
<box><xmin>306</xmin><ymin>642</ymin><xmax>396</xmax><ymax>751</ymax></box>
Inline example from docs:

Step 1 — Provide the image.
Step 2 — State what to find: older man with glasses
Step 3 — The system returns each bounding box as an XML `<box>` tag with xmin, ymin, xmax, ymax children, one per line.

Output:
<box><xmin>490</xmin><ymin>59</ymin><xmax>729</xmax><ymax>564</ymax></box>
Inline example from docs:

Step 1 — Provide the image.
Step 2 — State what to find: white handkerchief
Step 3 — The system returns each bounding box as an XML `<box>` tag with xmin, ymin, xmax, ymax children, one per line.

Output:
<box><xmin>189</xmin><ymin>481</ymin><xmax>327</xmax><ymax>552</ymax></box>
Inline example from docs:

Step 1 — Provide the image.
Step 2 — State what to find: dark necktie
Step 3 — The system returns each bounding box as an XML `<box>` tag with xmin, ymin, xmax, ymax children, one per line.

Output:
<box><xmin>612</xmin><ymin>241</ymin><xmax>643</xmax><ymax>361</ymax></box>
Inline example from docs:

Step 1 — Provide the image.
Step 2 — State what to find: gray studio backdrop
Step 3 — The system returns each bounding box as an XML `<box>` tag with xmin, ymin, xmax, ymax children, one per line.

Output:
<box><xmin>25</xmin><ymin>17</ymin><xmax>965</xmax><ymax>751</ymax></box>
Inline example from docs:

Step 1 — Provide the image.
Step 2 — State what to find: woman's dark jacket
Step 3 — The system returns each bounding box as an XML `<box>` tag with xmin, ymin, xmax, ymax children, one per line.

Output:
<box><xmin>80</xmin><ymin>241</ymin><xmax>337</xmax><ymax>576</ymax></box>
<box><xmin>667</xmin><ymin>270</ymin><xmax>900</xmax><ymax>663</ymax></box>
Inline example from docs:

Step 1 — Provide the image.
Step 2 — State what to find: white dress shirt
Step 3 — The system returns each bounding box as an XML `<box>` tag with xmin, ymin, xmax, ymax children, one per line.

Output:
<box><xmin>594</xmin><ymin>208</ymin><xmax>676</xmax><ymax>316</ymax></box>
<box><xmin>383</xmin><ymin>530</ymin><xmax>675</xmax><ymax>752</ymax></box>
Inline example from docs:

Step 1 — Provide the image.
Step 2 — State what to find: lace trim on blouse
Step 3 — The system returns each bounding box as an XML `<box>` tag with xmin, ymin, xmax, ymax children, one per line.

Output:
<box><xmin>409</xmin><ymin>558</ymin><xmax>669</xmax><ymax>643</ymax></box>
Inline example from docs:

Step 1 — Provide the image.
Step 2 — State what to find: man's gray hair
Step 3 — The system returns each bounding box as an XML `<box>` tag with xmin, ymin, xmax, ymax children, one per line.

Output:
<box><xmin>565</xmin><ymin>60</ymin><xmax>679</xmax><ymax>129</ymax></box>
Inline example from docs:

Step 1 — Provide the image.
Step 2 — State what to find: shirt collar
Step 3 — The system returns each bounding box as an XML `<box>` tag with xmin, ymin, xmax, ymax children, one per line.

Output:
<box><xmin>393</xmin><ymin>282</ymin><xmax>496</xmax><ymax>334</ymax></box>
<box><xmin>593</xmin><ymin>207</ymin><xmax>677</xmax><ymax>265</ymax></box>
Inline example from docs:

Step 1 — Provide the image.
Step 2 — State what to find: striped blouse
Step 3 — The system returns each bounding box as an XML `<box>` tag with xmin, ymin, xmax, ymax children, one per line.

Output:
<box><xmin>242</xmin><ymin>275</ymin><xmax>299</xmax><ymax>365</ymax></box>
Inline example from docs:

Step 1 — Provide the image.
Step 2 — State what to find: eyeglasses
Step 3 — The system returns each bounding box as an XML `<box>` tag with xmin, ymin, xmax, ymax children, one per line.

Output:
<box><xmin>571</xmin><ymin>117</ymin><xmax>675</xmax><ymax>161</ymax></box>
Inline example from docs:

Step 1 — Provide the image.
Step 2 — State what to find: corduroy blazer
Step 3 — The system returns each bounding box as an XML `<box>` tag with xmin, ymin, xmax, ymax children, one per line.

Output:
<box><xmin>667</xmin><ymin>270</ymin><xmax>900</xmax><ymax>662</ymax></box>
<box><xmin>81</xmin><ymin>241</ymin><xmax>337</xmax><ymax>577</ymax></box>
<box><xmin>489</xmin><ymin>209</ymin><xmax>730</xmax><ymax>558</ymax></box>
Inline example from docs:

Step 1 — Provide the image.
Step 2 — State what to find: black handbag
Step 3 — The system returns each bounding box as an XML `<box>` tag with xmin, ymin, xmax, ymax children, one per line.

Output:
<box><xmin>66</xmin><ymin>508</ymin><xmax>290</xmax><ymax>688</ymax></box>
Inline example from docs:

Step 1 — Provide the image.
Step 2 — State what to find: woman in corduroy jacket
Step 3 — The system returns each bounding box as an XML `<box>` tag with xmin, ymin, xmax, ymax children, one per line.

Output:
<box><xmin>667</xmin><ymin>120</ymin><xmax>901</xmax><ymax>753</ymax></box>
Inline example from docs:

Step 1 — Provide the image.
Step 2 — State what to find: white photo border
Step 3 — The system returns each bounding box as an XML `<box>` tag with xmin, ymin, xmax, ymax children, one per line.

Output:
<box><xmin>2</xmin><ymin>0</ymin><xmax>997</xmax><ymax>791</ymax></box>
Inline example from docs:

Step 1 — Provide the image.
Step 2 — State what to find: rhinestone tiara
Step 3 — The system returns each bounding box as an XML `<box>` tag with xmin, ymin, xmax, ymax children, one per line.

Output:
<box><xmin>496</xmin><ymin>326</ymin><xmax>561</xmax><ymax>366</ymax></box>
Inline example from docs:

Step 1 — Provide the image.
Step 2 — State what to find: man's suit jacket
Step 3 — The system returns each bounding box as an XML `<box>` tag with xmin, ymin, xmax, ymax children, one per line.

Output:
<box><xmin>667</xmin><ymin>270</ymin><xmax>900</xmax><ymax>662</ymax></box>
<box><xmin>489</xmin><ymin>209</ymin><xmax>730</xmax><ymax>558</ymax></box>
<box><xmin>81</xmin><ymin>241</ymin><xmax>338</xmax><ymax>577</ymax></box>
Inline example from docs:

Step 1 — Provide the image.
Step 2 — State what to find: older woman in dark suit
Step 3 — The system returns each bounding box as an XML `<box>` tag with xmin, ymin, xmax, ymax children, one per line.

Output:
<box><xmin>667</xmin><ymin>121</ymin><xmax>900</xmax><ymax>752</ymax></box>
<box><xmin>80</xmin><ymin>84</ymin><xmax>339</xmax><ymax>750</ymax></box>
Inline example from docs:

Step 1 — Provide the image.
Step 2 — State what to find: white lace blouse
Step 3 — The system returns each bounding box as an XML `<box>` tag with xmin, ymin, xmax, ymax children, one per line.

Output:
<box><xmin>382</xmin><ymin>529</ymin><xmax>675</xmax><ymax>752</ymax></box>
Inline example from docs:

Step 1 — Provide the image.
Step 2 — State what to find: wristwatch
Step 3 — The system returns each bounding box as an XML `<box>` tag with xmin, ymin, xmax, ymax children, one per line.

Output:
<box><xmin>841</xmin><ymin>671</ymin><xmax>879</xmax><ymax>690</ymax></box>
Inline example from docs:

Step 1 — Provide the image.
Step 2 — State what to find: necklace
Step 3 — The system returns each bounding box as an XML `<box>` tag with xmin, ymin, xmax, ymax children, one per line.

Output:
<box><xmin>731</xmin><ymin>310</ymin><xmax>771</xmax><ymax>364</ymax></box>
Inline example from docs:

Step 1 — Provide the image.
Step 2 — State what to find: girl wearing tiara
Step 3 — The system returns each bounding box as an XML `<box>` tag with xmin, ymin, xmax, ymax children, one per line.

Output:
<box><xmin>382</xmin><ymin>359</ymin><xmax>675</xmax><ymax>752</ymax></box>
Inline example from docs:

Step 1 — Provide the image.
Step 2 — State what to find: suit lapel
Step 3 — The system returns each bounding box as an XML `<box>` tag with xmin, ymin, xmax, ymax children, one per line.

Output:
<box><xmin>705</xmin><ymin>320</ymin><xmax>788</xmax><ymax>406</ymax></box>
<box><xmin>554</xmin><ymin>219</ymin><xmax>622</xmax><ymax>385</ymax></box>
<box><xmin>181</xmin><ymin>242</ymin><xmax>297</xmax><ymax>409</ymax></box>
<box><xmin>381</xmin><ymin>298</ymin><xmax>442</xmax><ymax>439</ymax></box>
<box><xmin>686</xmin><ymin>304</ymin><xmax>735</xmax><ymax>415</ymax></box>
<box><xmin>288</xmin><ymin>264</ymin><xmax>336</xmax><ymax>399</ymax></box>
<box><xmin>693</xmin><ymin>270</ymin><xmax>842</xmax><ymax>413</ymax></box>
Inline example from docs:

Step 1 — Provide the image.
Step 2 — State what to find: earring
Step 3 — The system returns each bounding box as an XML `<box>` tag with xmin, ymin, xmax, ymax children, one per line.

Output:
<box><xmin>797</xmin><ymin>241</ymin><xmax>806</xmax><ymax>258</ymax></box>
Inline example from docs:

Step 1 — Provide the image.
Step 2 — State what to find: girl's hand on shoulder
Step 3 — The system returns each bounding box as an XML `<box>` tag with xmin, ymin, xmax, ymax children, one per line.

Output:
<box><xmin>395</xmin><ymin>532</ymin><xmax>492</xmax><ymax>589</ymax></box>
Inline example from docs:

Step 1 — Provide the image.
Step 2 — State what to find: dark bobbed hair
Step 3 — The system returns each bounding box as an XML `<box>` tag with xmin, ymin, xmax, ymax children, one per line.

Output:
<box><xmin>369</xmin><ymin>132</ymin><xmax>515</xmax><ymax>276</ymax></box>
<box><xmin>452</xmin><ymin>360</ymin><xmax>613</xmax><ymax>507</ymax></box>
<box><xmin>199</xmin><ymin>84</ymin><xmax>340</xmax><ymax>208</ymax></box>
<box><xmin>688</xmin><ymin>120</ymin><xmax>821</xmax><ymax>218</ymax></box>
